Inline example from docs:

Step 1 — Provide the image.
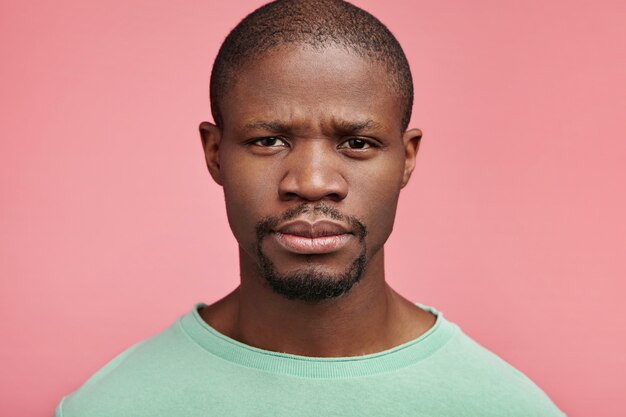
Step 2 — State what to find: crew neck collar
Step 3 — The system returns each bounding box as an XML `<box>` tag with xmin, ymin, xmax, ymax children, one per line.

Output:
<box><xmin>179</xmin><ymin>302</ymin><xmax>458</xmax><ymax>378</ymax></box>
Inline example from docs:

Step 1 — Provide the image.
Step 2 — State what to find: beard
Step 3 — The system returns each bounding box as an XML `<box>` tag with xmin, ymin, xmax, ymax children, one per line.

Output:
<box><xmin>255</xmin><ymin>203</ymin><xmax>368</xmax><ymax>302</ymax></box>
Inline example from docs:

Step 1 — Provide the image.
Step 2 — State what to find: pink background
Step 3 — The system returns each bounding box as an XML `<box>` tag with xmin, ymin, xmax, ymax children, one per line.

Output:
<box><xmin>1</xmin><ymin>0</ymin><xmax>625</xmax><ymax>415</ymax></box>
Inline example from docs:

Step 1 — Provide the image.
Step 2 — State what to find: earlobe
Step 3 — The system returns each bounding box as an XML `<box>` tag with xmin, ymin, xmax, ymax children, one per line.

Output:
<box><xmin>199</xmin><ymin>121</ymin><xmax>223</xmax><ymax>186</ymax></box>
<box><xmin>400</xmin><ymin>128</ymin><xmax>422</xmax><ymax>188</ymax></box>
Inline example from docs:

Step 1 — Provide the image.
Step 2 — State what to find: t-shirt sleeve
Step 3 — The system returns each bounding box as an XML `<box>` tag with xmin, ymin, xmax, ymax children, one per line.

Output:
<box><xmin>53</xmin><ymin>397</ymin><xmax>64</xmax><ymax>417</ymax></box>
<box><xmin>52</xmin><ymin>341</ymin><xmax>145</xmax><ymax>417</ymax></box>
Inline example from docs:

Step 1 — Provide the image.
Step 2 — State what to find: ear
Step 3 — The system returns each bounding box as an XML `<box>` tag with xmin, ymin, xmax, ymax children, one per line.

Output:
<box><xmin>400</xmin><ymin>128</ymin><xmax>423</xmax><ymax>188</ymax></box>
<box><xmin>199</xmin><ymin>121</ymin><xmax>223</xmax><ymax>186</ymax></box>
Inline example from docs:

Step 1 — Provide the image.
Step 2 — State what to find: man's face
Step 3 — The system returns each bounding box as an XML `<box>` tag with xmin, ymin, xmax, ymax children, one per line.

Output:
<box><xmin>202</xmin><ymin>45</ymin><xmax>419</xmax><ymax>301</ymax></box>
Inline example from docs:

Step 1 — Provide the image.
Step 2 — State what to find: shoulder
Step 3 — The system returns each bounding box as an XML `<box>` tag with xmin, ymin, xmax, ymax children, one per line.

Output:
<box><xmin>54</xmin><ymin>316</ymin><xmax>203</xmax><ymax>417</ymax></box>
<box><xmin>422</xmin><ymin>322</ymin><xmax>566</xmax><ymax>416</ymax></box>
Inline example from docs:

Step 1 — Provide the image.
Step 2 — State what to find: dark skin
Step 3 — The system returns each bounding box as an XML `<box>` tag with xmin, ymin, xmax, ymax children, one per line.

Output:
<box><xmin>199</xmin><ymin>45</ymin><xmax>435</xmax><ymax>357</ymax></box>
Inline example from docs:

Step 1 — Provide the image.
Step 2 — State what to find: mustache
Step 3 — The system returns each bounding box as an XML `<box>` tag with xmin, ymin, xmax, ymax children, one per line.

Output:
<box><xmin>255</xmin><ymin>203</ymin><xmax>367</xmax><ymax>242</ymax></box>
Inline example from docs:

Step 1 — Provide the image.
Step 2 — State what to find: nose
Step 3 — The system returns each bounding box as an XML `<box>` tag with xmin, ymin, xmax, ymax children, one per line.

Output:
<box><xmin>278</xmin><ymin>141</ymin><xmax>348</xmax><ymax>202</ymax></box>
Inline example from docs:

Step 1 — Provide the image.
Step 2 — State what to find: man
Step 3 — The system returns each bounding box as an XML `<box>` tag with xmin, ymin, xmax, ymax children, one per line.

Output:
<box><xmin>55</xmin><ymin>1</ymin><xmax>566</xmax><ymax>416</ymax></box>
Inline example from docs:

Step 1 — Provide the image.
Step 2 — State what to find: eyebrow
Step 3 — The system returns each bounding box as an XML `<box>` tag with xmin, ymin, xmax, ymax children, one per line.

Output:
<box><xmin>243</xmin><ymin>120</ymin><xmax>289</xmax><ymax>133</ymax></box>
<box><xmin>243</xmin><ymin>119</ymin><xmax>383</xmax><ymax>134</ymax></box>
<box><xmin>332</xmin><ymin>119</ymin><xmax>382</xmax><ymax>134</ymax></box>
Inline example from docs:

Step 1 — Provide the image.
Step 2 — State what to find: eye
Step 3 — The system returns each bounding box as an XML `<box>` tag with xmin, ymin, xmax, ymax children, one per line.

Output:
<box><xmin>250</xmin><ymin>136</ymin><xmax>289</xmax><ymax>147</ymax></box>
<box><xmin>338</xmin><ymin>138</ymin><xmax>374</xmax><ymax>150</ymax></box>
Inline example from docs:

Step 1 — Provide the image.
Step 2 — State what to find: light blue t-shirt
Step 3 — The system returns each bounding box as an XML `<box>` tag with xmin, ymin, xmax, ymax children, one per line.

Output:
<box><xmin>55</xmin><ymin>303</ymin><xmax>566</xmax><ymax>416</ymax></box>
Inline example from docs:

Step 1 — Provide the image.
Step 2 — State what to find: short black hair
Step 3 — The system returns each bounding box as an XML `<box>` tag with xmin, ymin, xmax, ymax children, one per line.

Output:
<box><xmin>210</xmin><ymin>0</ymin><xmax>414</xmax><ymax>132</ymax></box>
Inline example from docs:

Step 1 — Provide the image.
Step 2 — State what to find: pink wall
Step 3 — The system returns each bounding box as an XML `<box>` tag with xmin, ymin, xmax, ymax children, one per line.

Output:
<box><xmin>1</xmin><ymin>0</ymin><xmax>624</xmax><ymax>415</ymax></box>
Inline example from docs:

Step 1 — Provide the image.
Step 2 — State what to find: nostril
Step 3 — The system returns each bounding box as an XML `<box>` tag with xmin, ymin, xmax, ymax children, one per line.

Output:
<box><xmin>324</xmin><ymin>192</ymin><xmax>344</xmax><ymax>202</ymax></box>
<box><xmin>278</xmin><ymin>190</ymin><xmax>346</xmax><ymax>202</ymax></box>
<box><xmin>280</xmin><ymin>191</ymin><xmax>299</xmax><ymax>200</ymax></box>
<box><xmin>279</xmin><ymin>190</ymin><xmax>343</xmax><ymax>202</ymax></box>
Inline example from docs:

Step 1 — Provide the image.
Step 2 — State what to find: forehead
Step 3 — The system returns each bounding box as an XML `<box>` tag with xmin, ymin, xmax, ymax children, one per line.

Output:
<box><xmin>219</xmin><ymin>45</ymin><xmax>404</xmax><ymax>134</ymax></box>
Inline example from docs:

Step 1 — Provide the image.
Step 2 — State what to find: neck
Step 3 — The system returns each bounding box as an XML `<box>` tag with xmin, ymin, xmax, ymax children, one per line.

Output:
<box><xmin>200</xmin><ymin>247</ymin><xmax>435</xmax><ymax>357</ymax></box>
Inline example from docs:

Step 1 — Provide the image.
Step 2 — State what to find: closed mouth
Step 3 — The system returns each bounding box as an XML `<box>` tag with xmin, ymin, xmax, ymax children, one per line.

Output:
<box><xmin>271</xmin><ymin>219</ymin><xmax>353</xmax><ymax>254</ymax></box>
<box><xmin>274</xmin><ymin>220</ymin><xmax>352</xmax><ymax>238</ymax></box>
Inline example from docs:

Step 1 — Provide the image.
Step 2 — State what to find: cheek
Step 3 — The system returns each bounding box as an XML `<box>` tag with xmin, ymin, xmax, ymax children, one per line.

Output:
<box><xmin>223</xmin><ymin>174</ymin><xmax>273</xmax><ymax>212</ymax></box>
<box><xmin>220</xmin><ymin>159</ymin><xmax>277</xmax><ymax>246</ymax></box>
<box><xmin>349</xmin><ymin>160</ymin><xmax>404</xmax><ymax>250</ymax></box>
<box><xmin>362</xmin><ymin>182</ymin><xmax>401</xmax><ymax>242</ymax></box>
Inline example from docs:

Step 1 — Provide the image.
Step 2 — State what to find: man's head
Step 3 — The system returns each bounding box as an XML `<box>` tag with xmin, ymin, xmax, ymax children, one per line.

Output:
<box><xmin>209</xmin><ymin>0</ymin><xmax>414</xmax><ymax>133</ymax></box>
<box><xmin>200</xmin><ymin>0</ymin><xmax>422</xmax><ymax>302</ymax></box>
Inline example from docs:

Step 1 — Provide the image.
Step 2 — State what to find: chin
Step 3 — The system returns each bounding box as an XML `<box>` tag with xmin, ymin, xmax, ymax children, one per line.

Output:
<box><xmin>257</xmin><ymin>248</ymin><xmax>367</xmax><ymax>302</ymax></box>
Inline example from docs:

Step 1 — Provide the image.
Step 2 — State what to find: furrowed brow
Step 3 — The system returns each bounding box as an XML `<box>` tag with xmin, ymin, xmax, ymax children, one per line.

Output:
<box><xmin>243</xmin><ymin>120</ymin><xmax>289</xmax><ymax>133</ymax></box>
<box><xmin>333</xmin><ymin>119</ymin><xmax>382</xmax><ymax>134</ymax></box>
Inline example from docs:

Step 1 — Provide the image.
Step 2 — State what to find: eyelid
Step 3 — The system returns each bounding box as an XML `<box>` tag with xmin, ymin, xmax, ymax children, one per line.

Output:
<box><xmin>249</xmin><ymin>136</ymin><xmax>290</xmax><ymax>147</ymax></box>
<box><xmin>337</xmin><ymin>136</ymin><xmax>380</xmax><ymax>149</ymax></box>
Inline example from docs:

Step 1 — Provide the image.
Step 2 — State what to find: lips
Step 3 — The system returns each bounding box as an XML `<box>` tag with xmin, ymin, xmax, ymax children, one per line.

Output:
<box><xmin>272</xmin><ymin>220</ymin><xmax>353</xmax><ymax>254</ymax></box>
